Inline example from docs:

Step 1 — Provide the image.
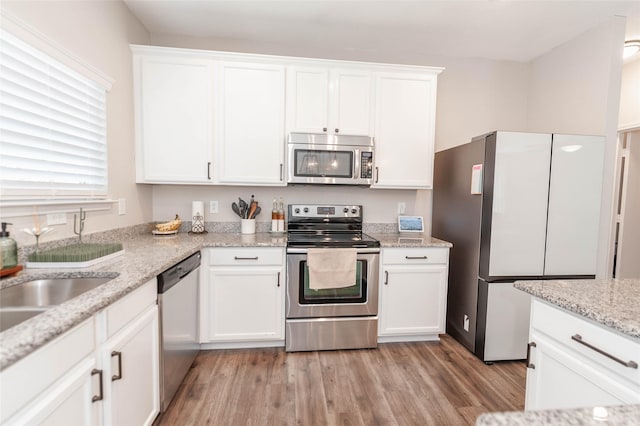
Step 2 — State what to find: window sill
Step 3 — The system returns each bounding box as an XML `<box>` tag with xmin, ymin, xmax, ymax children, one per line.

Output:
<box><xmin>0</xmin><ymin>199</ymin><xmax>118</xmax><ymax>218</ymax></box>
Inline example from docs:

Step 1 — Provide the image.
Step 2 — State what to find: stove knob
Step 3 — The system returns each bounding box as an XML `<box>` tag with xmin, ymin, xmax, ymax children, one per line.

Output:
<box><xmin>303</xmin><ymin>207</ymin><xmax>309</xmax><ymax>213</ymax></box>
<box><xmin>294</xmin><ymin>208</ymin><xmax>300</xmax><ymax>214</ymax></box>
<box><xmin>343</xmin><ymin>208</ymin><xmax>349</xmax><ymax>213</ymax></box>
<box><xmin>351</xmin><ymin>208</ymin><xmax>358</xmax><ymax>214</ymax></box>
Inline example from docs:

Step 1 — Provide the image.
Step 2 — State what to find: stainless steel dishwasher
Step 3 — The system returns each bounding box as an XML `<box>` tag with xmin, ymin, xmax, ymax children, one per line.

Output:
<box><xmin>157</xmin><ymin>251</ymin><xmax>201</xmax><ymax>412</ymax></box>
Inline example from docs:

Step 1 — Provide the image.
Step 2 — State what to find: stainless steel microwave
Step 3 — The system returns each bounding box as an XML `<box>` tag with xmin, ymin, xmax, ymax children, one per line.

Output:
<box><xmin>287</xmin><ymin>133</ymin><xmax>375</xmax><ymax>185</ymax></box>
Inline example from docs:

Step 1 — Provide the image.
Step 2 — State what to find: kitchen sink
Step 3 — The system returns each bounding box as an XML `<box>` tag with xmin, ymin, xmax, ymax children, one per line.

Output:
<box><xmin>0</xmin><ymin>277</ymin><xmax>112</xmax><ymax>332</ymax></box>
<box><xmin>0</xmin><ymin>307</ymin><xmax>49</xmax><ymax>333</ymax></box>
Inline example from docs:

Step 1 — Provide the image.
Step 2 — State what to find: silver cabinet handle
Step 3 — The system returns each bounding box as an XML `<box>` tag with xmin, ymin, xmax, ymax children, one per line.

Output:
<box><xmin>322</xmin><ymin>127</ymin><xmax>327</xmax><ymax>132</ymax></box>
<box><xmin>375</xmin><ymin>167</ymin><xmax>379</xmax><ymax>184</ymax></box>
<box><xmin>280</xmin><ymin>163</ymin><xmax>284</xmax><ymax>181</ymax></box>
<box><xmin>405</xmin><ymin>256</ymin><xmax>428</xmax><ymax>260</ymax></box>
<box><xmin>277</xmin><ymin>271</ymin><xmax>281</xmax><ymax>287</ymax></box>
<box><xmin>207</xmin><ymin>162</ymin><xmax>212</xmax><ymax>180</ymax></box>
<box><xmin>526</xmin><ymin>342</ymin><xmax>536</xmax><ymax>369</ymax></box>
<box><xmin>335</xmin><ymin>128</ymin><xmax>339</xmax><ymax>133</ymax></box>
<box><xmin>111</xmin><ymin>351</ymin><xmax>123</xmax><ymax>381</ymax></box>
<box><xmin>571</xmin><ymin>334</ymin><xmax>638</xmax><ymax>369</ymax></box>
<box><xmin>384</xmin><ymin>270</ymin><xmax>389</xmax><ymax>285</ymax></box>
<box><xmin>91</xmin><ymin>369</ymin><xmax>104</xmax><ymax>402</ymax></box>
<box><xmin>234</xmin><ymin>256</ymin><xmax>258</xmax><ymax>260</ymax></box>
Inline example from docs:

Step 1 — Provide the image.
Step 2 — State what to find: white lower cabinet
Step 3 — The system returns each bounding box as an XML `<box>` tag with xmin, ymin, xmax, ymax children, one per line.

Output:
<box><xmin>200</xmin><ymin>248</ymin><xmax>285</xmax><ymax>348</ymax></box>
<box><xmin>102</xmin><ymin>305</ymin><xmax>159</xmax><ymax>426</ymax></box>
<box><xmin>0</xmin><ymin>279</ymin><xmax>160</xmax><ymax>426</ymax></box>
<box><xmin>378</xmin><ymin>248</ymin><xmax>449</xmax><ymax>342</ymax></box>
<box><xmin>525</xmin><ymin>299</ymin><xmax>640</xmax><ymax>410</ymax></box>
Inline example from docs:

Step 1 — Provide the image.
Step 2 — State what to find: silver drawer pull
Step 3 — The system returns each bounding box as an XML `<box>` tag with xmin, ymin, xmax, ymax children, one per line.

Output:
<box><xmin>234</xmin><ymin>256</ymin><xmax>258</xmax><ymax>260</ymax></box>
<box><xmin>111</xmin><ymin>351</ymin><xmax>123</xmax><ymax>381</ymax></box>
<box><xmin>526</xmin><ymin>342</ymin><xmax>536</xmax><ymax>369</ymax></box>
<box><xmin>571</xmin><ymin>334</ymin><xmax>638</xmax><ymax>369</ymax></box>
<box><xmin>405</xmin><ymin>256</ymin><xmax>428</xmax><ymax>260</ymax></box>
<box><xmin>91</xmin><ymin>369</ymin><xmax>104</xmax><ymax>402</ymax></box>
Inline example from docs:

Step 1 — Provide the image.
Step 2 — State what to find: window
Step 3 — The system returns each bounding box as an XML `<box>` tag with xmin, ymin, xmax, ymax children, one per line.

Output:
<box><xmin>0</xmin><ymin>29</ymin><xmax>108</xmax><ymax>201</ymax></box>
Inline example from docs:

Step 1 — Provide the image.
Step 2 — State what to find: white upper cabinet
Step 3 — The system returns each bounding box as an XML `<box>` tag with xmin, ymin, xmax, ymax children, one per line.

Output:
<box><xmin>216</xmin><ymin>61</ymin><xmax>286</xmax><ymax>185</ymax></box>
<box><xmin>132</xmin><ymin>45</ymin><xmax>443</xmax><ymax>186</ymax></box>
<box><xmin>134</xmin><ymin>52</ymin><xmax>214</xmax><ymax>184</ymax></box>
<box><xmin>372</xmin><ymin>71</ymin><xmax>440</xmax><ymax>189</ymax></box>
<box><xmin>286</xmin><ymin>66</ymin><xmax>373</xmax><ymax>136</ymax></box>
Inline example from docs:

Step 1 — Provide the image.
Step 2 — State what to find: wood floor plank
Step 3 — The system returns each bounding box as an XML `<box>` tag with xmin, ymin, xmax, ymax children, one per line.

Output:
<box><xmin>156</xmin><ymin>335</ymin><xmax>525</xmax><ymax>426</ymax></box>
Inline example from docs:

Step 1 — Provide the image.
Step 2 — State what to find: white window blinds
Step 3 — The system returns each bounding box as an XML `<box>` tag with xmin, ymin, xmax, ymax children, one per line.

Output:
<box><xmin>0</xmin><ymin>29</ymin><xmax>107</xmax><ymax>200</ymax></box>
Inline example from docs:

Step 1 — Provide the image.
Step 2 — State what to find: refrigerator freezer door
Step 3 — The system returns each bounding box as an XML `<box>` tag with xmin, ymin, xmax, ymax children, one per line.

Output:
<box><xmin>476</xmin><ymin>280</ymin><xmax>532</xmax><ymax>361</ymax></box>
<box><xmin>544</xmin><ymin>134</ymin><xmax>605</xmax><ymax>275</ymax></box>
<box><xmin>487</xmin><ymin>132</ymin><xmax>552</xmax><ymax>277</ymax></box>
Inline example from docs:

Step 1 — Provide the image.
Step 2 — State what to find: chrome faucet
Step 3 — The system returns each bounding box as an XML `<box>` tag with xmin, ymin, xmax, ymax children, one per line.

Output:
<box><xmin>74</xmin><ymin>208</ymin><xmax>86</xmax><ymax>243</ymax></box>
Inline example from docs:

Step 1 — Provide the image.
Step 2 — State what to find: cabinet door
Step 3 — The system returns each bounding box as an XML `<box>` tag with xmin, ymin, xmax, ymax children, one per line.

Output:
<box><xmin>329</xmin><ymin>69</ymin><xmax>373</xmax><ymax>136</ymax></box>
<box><xmin>4</xmin><ymin>357</ymin><xmax>100</xmax><ymax>426</ymax></box>
<box><xmin>104</xmin><ymin>306</ymin><xmax>160</xmax><ymax>426</ymax></box>
<box><xmin>379</xmin><ymin>265</ymin><xmax>448</xmax><ymax>336</ymax></box>
<box><xmin>525</xmin><ymin>332</ymin><xmax>638</xmax><ymax>410</ymax></box>
<box><xmin>286</xmin><ymin>66</ymin><xmax>329</xmax><ymax>133</ymax></box>
<box><xmin>206</xmin><ymin>267</ymin><xmax>284</xmax><ymax>341</ymax></box>
<box><xmin>135</xmin><ymin>55</ymin><xmax>214</xmax><ymax>183</ymax></box>
<box><xmin>373</xmin><ymin>72</ymin><xmax>438</xmax><ymax>188</ymax></box>
<box><xmin>544</xmin><ymin>134</ymin><xmax>605</xmax><ymax>275</ymax></box>
<box><xmin>217</xmin><ymin>62</ymin><xmax>286</xmax><ymax>185</ymax></box>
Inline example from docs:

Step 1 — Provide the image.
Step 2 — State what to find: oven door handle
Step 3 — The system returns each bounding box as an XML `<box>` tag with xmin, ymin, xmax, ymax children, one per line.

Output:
<box><xmin>286</xmin><ymin>248</ymin><xmax>380</xmax><ymax>254</ymax></box>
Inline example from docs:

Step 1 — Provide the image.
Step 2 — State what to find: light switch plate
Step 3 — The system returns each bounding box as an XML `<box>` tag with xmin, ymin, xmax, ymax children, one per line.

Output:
<box><xmin>209</xmin><ymin>200</ymin><xmax>219</xmax><ymax>214</ymax></box>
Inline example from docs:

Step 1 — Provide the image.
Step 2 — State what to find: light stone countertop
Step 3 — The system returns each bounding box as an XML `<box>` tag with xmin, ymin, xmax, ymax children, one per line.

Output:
<box><xmin>370</xmin><ymin>233</ymin><xmax>453</xmax><ymax>248</ymax></box>
<box><xmin>476</xmin><ymin>404</ymin><xmax>640</xmax><ymax>426</ymax></box>
<box><xmin>0</xmin><ymin>231</ymin><xmax>284</xmax><ymax>371</ymax></box>
<box><xmin>0</xmin><ymin>229</ymin><xmax>451</xmax><ymax>371</ymax></box>
<box><xmin>514</xmin><ymin>278</ymin><xmax>640</xmax><ymax>339</ymax></box>
<box><xmin>476</xmin><ymin>278</ymin><xmax>640</xmax><ymax>426</ymax></box>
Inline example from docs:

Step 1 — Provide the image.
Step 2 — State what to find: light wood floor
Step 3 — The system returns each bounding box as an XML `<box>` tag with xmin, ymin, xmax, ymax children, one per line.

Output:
<box><xmin>157</xmin><ymin>335</ymin><xmax>525</xmax><ymax>425</ymax></box>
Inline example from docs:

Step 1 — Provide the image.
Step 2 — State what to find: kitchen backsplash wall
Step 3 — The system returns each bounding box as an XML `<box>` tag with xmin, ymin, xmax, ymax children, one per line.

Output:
<box><xmin>151</xmin><ymin>185</ymin><xmax>432</xmax><ymax>234</ymax></box>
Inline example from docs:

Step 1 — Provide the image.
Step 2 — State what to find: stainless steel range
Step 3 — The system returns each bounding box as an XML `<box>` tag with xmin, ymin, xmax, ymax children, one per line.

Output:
<box><xmin>285</xmin><ymin>204</ymin><xmax>380</xmax><ymax>352</ymax></box>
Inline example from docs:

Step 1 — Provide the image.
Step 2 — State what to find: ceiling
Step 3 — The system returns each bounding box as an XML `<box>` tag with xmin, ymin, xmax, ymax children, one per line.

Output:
<box><xmin>123</xmin><ymin>1</ymin><xmax>640</xmax><ymax>63</ymax></box>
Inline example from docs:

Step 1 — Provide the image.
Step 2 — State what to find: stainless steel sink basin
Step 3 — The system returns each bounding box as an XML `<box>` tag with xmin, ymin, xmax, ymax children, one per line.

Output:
<box><xmin>0</xmin><ymin>277</ymin><xmax>112</xmax><ymax>332</ymax></box>
<box><xmin>0</xmin><ymin>307</ymin><xmax>49</xmax><ymax>332</ymax></box>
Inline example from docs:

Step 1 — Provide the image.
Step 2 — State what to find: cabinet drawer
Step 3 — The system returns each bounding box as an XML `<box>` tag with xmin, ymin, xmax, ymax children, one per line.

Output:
<box><xmin>106</xmin><ymin>279</ymin><xmax>156</xmax><ymax>338</ymax></box>
<box><xmin>531</xmin><ymin>299</ymin><xmax>640</xmax><ymax>385</ymax></box>
<box><xmin>0</xmin><ymin>318</ymin><xmax>95</xmax><ymax>422</ymax></box>
<box><xmin>209</xmin><ymin>248</ymin><xmax>284</xmax><ymax>266</ymax></box>
<box><xmin>382</xmin><ymin>248</ymin><xmax>448</xmax><ymax>265</ymax></box>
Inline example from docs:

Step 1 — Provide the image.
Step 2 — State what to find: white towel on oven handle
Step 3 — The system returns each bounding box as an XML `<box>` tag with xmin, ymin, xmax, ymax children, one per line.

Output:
<box><xmin>307</xmin><ymin>248</ymin><xmax>357</xmax><ymax>290</ymax></box>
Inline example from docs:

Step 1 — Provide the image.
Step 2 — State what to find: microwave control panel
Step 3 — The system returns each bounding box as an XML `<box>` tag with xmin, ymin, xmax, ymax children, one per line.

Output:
<box><xmin>360</xmin><ymin>152</ymin><xmax>373</xmax><ymax>179</ymax></box>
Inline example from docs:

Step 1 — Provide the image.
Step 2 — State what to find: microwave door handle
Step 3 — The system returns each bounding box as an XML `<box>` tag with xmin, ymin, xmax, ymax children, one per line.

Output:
<box><xmin>354</xmin><ymin>150</ymin><xmax>358</xmax><ymax>180</ymax></box>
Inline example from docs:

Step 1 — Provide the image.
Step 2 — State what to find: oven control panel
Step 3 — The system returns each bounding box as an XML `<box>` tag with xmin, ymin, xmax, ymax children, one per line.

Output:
<box><xmin>289</xmin><ymin>204</ymin><xmax>362</xmax><ymax>218</ymax></box>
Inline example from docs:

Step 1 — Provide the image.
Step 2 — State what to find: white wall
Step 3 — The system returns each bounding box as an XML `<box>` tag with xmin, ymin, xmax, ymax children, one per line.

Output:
<box><xmin>0</xmin><ymin>1</ymin><xmax>152</xmax><ymax>246</ymax></box>
<box><xmin>619</xmin><ymin>59</ymin><xmax>640</xmax><ymax>128</ymax></box>
<box><xmin>526</xmin><ymin>16</ymin><xmax>627</xmax><ymax>278</ymax></box>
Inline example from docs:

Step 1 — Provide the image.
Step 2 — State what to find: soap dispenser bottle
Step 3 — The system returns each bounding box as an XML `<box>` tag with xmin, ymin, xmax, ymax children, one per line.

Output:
<box><xmin>0</xmin><ymin>222</ymin><xmax>18</xmax><ymax>270</ymax></box>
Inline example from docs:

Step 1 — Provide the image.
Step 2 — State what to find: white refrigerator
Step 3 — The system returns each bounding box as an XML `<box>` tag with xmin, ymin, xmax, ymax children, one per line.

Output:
<box><xmin>433</xmin><ymin>131</ymin><xmax>605</xmax><ymax>362</ymax></box>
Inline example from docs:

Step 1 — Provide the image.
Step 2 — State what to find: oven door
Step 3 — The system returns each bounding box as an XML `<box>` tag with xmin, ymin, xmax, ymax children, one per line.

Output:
<box><xmin>286</xmin><ymin>249</ymin><xmax>379</xmax><ymax>318</ymax></box>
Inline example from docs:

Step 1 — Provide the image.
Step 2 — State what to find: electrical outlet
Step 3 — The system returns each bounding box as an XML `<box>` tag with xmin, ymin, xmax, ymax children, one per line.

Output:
<box><xmin>118</xmin><ymin>198</ymin><xmax>126</xmax><ymax>215</ymax></box>
<box><xmin>397</xmin><ymin>202</ymin><xmax>406</xmax><ymax>214</ymax></box>
<box><xmin>463</xmin><ymin>315</ymin><xmax>470</xmax><ymax>332</ymax></box>
<box><xmin>209</xmin><ymin>200</ymin><xmax>219</xmax><ymax>214</ymax></box>
<box><xmin>46</xmin><ymin>213</ymin><xmax>67</xmax><ymax>226</ymax></box>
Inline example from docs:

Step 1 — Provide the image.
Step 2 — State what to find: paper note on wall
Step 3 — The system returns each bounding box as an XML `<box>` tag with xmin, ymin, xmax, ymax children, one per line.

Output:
<box><xmin>471</xmin><ymin>164</ymin><xmax>483</xmax><ymax>195</ymax></box>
